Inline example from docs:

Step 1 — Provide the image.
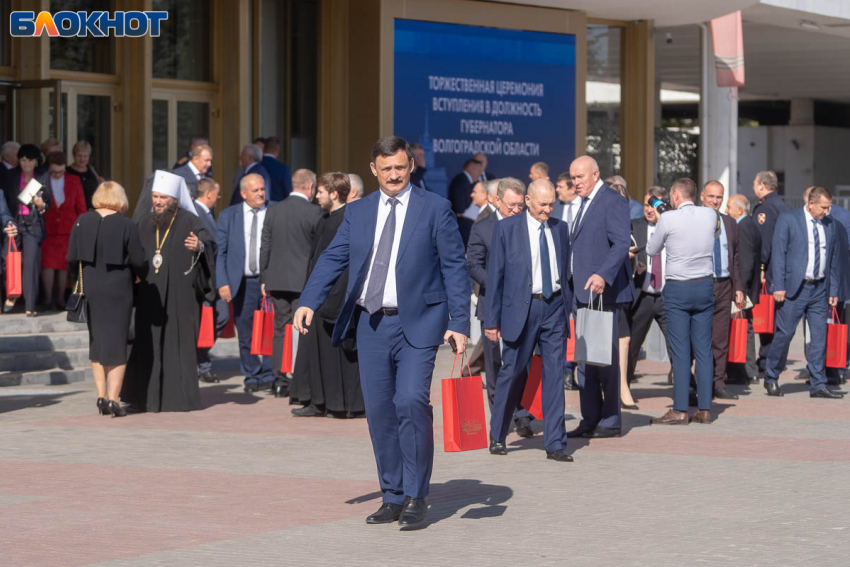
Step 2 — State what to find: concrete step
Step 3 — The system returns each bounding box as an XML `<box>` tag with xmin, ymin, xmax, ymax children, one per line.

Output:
<box><xmin>0</xmin><ymin>348</ymin><xmax>91</xmax><ymax>372</ymax></box>
<box><xmin>209</xmin><ymin>338</ymin><xmax>239</xmax><ymax>358</ymax></box>
<box><xmin>0</xmin><ymin>312</ymin><xmax>87</xmax><ymax>336</ymax></box>
<box><xmin>0</xmin><ymin>367</ymin><xmax>92</xmax><ymax>387</ymax></box>
<box><xmin>0</xmin><ymin>330</ymin><xmax>90</xmax><ymax>354</ymax></box>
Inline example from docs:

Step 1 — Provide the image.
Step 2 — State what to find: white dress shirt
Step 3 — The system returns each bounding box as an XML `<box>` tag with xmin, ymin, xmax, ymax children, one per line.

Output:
<box><xmin>358</xmin><ymin>184</ymin><xmax>412</xmax><ymax>308</ymax></box>
<box><xmin>242</xmin><ymin>201</ymin><xmax>267</xmax><ymax>276</ymax></box>
<box><xmin>51</xmin><ymin>176</ymin><xmax>65</xmax><ymax>208</ymax></box>
<box><xmin>526</xmin><ymin>211</ymin><xmax>560</xmax><ymax>295</ymax></box>
<box><xmin>195</xmin><ymin>200</ymin><xmax>210</xmax><ymax>214</ymax></box>
<box><xmin>187</xmin><ymin>160</ymin><xmax>202</xmax><ymax>180</ymax></box>
<box><xmin>2</xmin><ymin>161</ymin><xmax>12</xmax><ymax>170</ymax></box>
<box><xmin>642</xmin><ymin>222</ymin><xmax>666</xmax><ymax>293</ymax></box>
<box><xmin>803</xmin><ymin>207</ymin><xmax>827</xmax><ymax>280</ymax></box>
<box><xmin>560</xmin><ymin>196</ymin><xmax>583</xmax><ymax>231</ymax></box>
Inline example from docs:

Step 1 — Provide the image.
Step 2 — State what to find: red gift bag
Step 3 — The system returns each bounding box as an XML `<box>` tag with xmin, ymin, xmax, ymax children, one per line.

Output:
<box><xmin>250</xmin><ymin>297</ymin><xmax>274</xmax><ymax>356</ymax></box>
<box><xmin>826</xmin><ymin>306</ymin><xmax>847</xmax><ymax>369</ymax></box>
<box><xmin>280</xmin><ymin>324</ymin><xmax>299</xmax><ymax>373</ymax></box>
<box><xmin>752</xmin><ymin>282</ymin><xmax>774</xmax><ymax>334</ymax></box>
<box><xmin>728</xmin><ymin>310</ymin><xmax>747</xmax><ymax>363</ymax></box>
<box><xmin>441</xmin><ymin>353</ymin><xmax>489</xmax><ymax>452</ymax></box>
<box><xmin>565</xmin><ymin>318</ymin><xmax>575</xmax><ymax>362</ymax></box>
<box><xmin>520</xmin><ymin>355</ymin><xmax>544</xmax><ymax>420</ymax></box>
<box><xmin>197</xmin><ymin>304</ymin><xmax>215</xmax><ymax>348</ymax></box>
<box><xmin>219</xmin><ymin>303</ymin><xmax>236</xmax><ymax>339</ymax></box>
<box><xmin>6</xmin><ymin>239</ymin><xmax>21</xmax><ymax>299</ymax></box>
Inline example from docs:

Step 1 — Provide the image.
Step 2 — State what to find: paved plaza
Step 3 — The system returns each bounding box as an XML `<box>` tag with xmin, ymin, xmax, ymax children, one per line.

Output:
<box><xmin>1</xmin><ymin>327</ymin><xmax>849</xmax><ymax>567</ymax></box>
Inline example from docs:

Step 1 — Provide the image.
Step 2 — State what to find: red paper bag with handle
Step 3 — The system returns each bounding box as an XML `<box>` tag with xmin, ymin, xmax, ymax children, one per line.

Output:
<box><xmin>250</xmin><ymin>297</ymin><xmax>274</xmax><ymax>356</ymax></box>
<box><xmin>6</xmin><ymin>239</ymin><xmax>21</xmax><ymax>299</ymax></box>
<box><xmin>752</xmin><ymin>282</ymin><xmax>774</xmax><ymax>334</ymax></box>
<box><xmin>565</xmin><ymin>318</ymin><xmax>575</xmax><ymax>362</ymax></box>
<box><xmin>197</xmin><ymin>304</ymin><xmax>214</xmax><ymax>348</ymax></box>
<box><xmin>727</xmin><ymin>309</ymin><xmax>747</xmax><ymax>363</ymax></box>
<box><xmin>826</xmin><ymin>306</ymin><xmax>848</xmax><ymax>369</ymax></box>
<box><xmin>441</xmin><ymin>352</ymin><xmax>489</xmax><ymax>452</ymax></box>
<box><xmin>219</xmin><ymin>303</ymin><xmax>236</xmax><ymax>338</ymax></box>
<box><xmin>281</xmin><ymin>324</ymin><xmax>299</xmax><ymax>373</ymax></box>
<box><xmin>520</xmin><ymin>354</ymin><xmax>544</xmax><ymax>420</ymax></box>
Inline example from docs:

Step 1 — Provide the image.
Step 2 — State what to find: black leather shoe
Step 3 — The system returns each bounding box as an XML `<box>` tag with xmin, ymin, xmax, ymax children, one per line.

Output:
<box><xmin>546</xmin><ymin>449</ymin><xmax>574</xmax><ymax>462</ymax></box>
<box><xmin>273</xmin><ymin>382</ymin><xmax>289</xmax><ymax>398</ymax></box>
<box><xmin>199</xmin><ymin>371</ymin><xmax>219</xmax><ymax>383</ymax></box>
<box><xmin>748</xmin><ymin>376</ymin><xmax>760</xmax><ymax>385</ymax></box>
<box><xmin>689</xmin><ymin>392</ymin><xmax>699</xmax><ymax>407</ymax></box>
<box><xmin>515</xmin><ymin>417</ymin><xmax>534</xmax><ymax>438</ymax></box>
<box><xmin>566</xmin><ymin>424</ymin><xmax>595</xmax><ymax>438</ymax></box>
<box><xmin>713</xmin><ymin>387</ymin><xmax>739</xmax><ymax>400</ymax></box>
<box><xmin>244</xmin><ymin>382</ymin><xmax>259</xmax><ymax>393</ymax></box>
<box><xmin>489</xmin><ymin>436</ymin><xmax>507</xmax><ymax>455</ymax></box>
<box><xmin>365</xmin><ymin>502</ymin><xmax>403</xmax><ymax>524</ymax></box>
<box><xmin>620</xmin><ymin>401</ymin><xmax>639</xmax><ymax>410</ymax></box>
<box><xmin>96</xmin><ymin>397</ymin><xmax>109</xmax><ymax>416</ymax></box>
<box><xmin>591</xmin><ymin>426</ymin><xmax>621</xmax><ymax>438</ymax></box>
<box><xmin>107</xmin><ymin>400</ymin><xmax>126</xmax><ymax>418</ymax></box>
<box><xmin>563</xmin><ymin>372</ymin><xmax>578</xmax><ymax>390</ymax></box>
<box><xmin>291</xmin><ymin>404</ymin><xmax>326</xmax><ymax>417</ymax></box>
<box><xmin>810</xmin><ymin>387</ymin><xmax>844</xmax><ymax>399</ymax></box>
<box><xmin>398</xmin><ymin>497</ymin><xmax>428</xmax><ymax>528</ymax></box>
<box><xmin>764</xmin><ymin>382</ymin><xmax>784</xmax><ymax>397</ymax></box>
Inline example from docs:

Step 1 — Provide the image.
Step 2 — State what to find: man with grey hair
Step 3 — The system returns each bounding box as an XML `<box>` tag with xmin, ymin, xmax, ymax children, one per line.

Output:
<box><xmin>605</xmin><ymin>174</ymin><xmax>644</xmax><ymax>221</ymax></box>
<box><xmin>346</xmin><ymin>173</ymin><xmax>364</xmax><ymax>202</ymax></box>
<box><xmin>1</xmin><ymin>141</ymin><xmax>20</xmax><ymax>170</ymax></box>
<box><xmin>173</xmin><ymin>143</ymin><xmax>213</xmax><ymax>197</ymax></box>
<box><xmin>230</xmin><ymin>144</ymin><xmax>273</xmax><ymax>206</ymax></box>
<box><xmin>476</xmin><ymin>179</ymin><xmax>499</xmax><ymax>221</ymax></box>
<box><xmin>751</xmin><ymin>170</ymin><xmax>788</xmax><ymax>373</ymax></box>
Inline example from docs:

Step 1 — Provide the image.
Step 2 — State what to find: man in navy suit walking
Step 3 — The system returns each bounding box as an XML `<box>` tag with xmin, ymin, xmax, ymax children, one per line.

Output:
<box><xmin>216</xmin><ymin>174</ymin><xmax>275</xmax><ymax>392</ymax></box>
<box><xmin>763</xmin><ymin>186</ymin><xmax>843</xmax><ymax>399</ymax></box>
<box><xmin>294</xmin><ymin>136</ymin><xmax>469</xmax><ymax>528</ymax></box>
<box><xmin>485</xmin><ymin>179</ymin><xmax>574</xmax><ymax>461</ymax></box>
<box><xmin>567</xmin><ymin>156</ymin><xmax>635</xmax><ymax>439</ymax></box>
<box><xmin>260</xmin><ymin>136</ymin><xmax>293</xmax><ymax>202</ymax></box>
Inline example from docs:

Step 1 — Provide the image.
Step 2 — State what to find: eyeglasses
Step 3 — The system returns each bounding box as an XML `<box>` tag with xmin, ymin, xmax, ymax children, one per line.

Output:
<box><xmin>49</xmin><ymin>169</ymin><xmax>65</xmax><ymax>177</ymax></box>
<box><xmin>504</xmin><ymin>202</ymin><xmax>524</xmax><ymax>211</ymax></box>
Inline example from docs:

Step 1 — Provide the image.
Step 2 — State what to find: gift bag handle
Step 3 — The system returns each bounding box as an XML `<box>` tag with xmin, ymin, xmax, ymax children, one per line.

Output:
<box><xmin>588</xmin><ymin>290</ymin><xmax>604</xmax><ymax>311</ymax></box>
<box><xmin>449</xmin><ymin>351</ymin><xmax>473</xmax><ymax>379</ymax></box>
<box><xmin>761</xmin><ymin>281</ymin><xmax>768</xmax><ymax>295</ymax></box>
<box><xmin>262</xmin><ymin>295</ymin><xmax>274</xmax><ymax>313</ymax></box>
<box><xmin>7</xmin><ymin>237</ymin><xmax>17</xmax><ymax>254</ymax></box>
<box><xmin>831</xmin><ymin>305</ymin><xmax>841</xmax><ymax>324</ymax></box>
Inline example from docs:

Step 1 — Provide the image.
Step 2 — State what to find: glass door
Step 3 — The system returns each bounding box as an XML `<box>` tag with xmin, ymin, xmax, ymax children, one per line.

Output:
<box><xmin>151</xmin><ymin>89</ymin><xmax>213</xmax><ymax>172</ymax></box>
<box><xmin>61</xmin><ymin>83</ymin><xmax>117</xmax><ymax>180</ymax></box>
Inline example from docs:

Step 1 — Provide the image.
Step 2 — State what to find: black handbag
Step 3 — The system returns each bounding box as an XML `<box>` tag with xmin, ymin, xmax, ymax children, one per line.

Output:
<box><xmin>66</xmin><ymin>261</ymin><xmax>87</xmax><ymax>323</ymax></box>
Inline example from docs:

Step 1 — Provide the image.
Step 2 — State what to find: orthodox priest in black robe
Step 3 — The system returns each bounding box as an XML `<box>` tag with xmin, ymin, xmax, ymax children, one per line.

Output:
<box><xmin>122</xmin><ymin>171</ymin><xmax>216</xmax><ymax>412</ymax></box>
<box><xmin>290</xmin><ymin>173</ymin><xmax>364</xmax><ymax>417</ymax></box>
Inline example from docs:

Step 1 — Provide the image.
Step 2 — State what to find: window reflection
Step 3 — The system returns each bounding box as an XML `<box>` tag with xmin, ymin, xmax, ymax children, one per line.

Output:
<box><xmin>49</xmin><ymin>0</ymin><xmax>114</xmax><ymax>74</ymax></box>
<box><xmin>586</xmin><ymin>24</ymin><xmax>622</xmax><ymax>177</ymax></box>
<box><xmin>152</xmin><ymin>0</ymin><xmax>212</xmax><ymax>81</ymax></box>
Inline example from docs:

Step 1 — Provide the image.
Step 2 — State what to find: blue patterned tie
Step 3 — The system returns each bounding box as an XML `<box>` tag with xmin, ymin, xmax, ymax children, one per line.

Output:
<box><xmin>539</xmin><ymin>223</ymin><xmax>553</xmax><ymax>299</ymax></box>
<box><xmin>812</xmin><ymin>219</ymin><xmax>820</xmax><ymax>278</ymax></box>
<box><xmin>713</xmin><ymin>235</ymin><xmax>722</xmax><ymax>277</ymax></box>
<box><xmin>364</xmin><ymin>198</ymin><xmax>399</xmax><ymax>314</ymax></box>
<box><xmin>571</xmin><ymin>199</ymin><xmax>587</xmax><ymax>238</ymax></box>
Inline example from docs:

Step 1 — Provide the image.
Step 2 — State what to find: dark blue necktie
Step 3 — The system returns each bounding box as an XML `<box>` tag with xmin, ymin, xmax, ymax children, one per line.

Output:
<box><xmin>364</xmin><ymin>198</ymin><xmax>399</xmax><ymax>313</ymax></box>
<box><xmin>812</xmin><ymin>219</ymin><xmax>820</xmax><ymax>278</ymax></box>
<box><xmin>539</xmin><ymin>223</ymin><xmax>553</xmax><ymax>299</ymax></box>
<box><xmin>571</xmin><ymin>199</ymin><xmax>587</xmax><ymax>238</ymax></box>
<box><xmin>713</xmin><ymin>234</ymin><xmax>722</xmax><ymax>277</ymax></box>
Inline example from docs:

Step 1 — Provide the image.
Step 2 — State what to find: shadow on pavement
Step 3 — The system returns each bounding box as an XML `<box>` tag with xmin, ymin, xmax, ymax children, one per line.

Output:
<box><xmin>345</xmin><ymin>478</ymin><xmax>513</xmax><ymax>529</ymax></box>
<box><xmin>0</xmin><ymin>391</ymin><xmax>77</xmax><ymax>414</ymax></box>
<box><xmin>200</xmin><ymin>383</ymin><xmax>265</xmax><ymax>409</ymax></box>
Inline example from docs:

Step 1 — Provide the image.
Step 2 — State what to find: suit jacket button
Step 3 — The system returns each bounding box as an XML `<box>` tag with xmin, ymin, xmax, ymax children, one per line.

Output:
<box><xmin>525</xmin><ymin>301</ymin><xmax>528</xmax><ymax>305</ymax></box>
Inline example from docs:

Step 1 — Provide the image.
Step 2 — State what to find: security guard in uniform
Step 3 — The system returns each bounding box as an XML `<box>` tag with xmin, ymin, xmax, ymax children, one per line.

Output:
<box><xmin>751</xmin><ymin>171</ymin><xmax>789</xmax><ymax>373</ymax></box>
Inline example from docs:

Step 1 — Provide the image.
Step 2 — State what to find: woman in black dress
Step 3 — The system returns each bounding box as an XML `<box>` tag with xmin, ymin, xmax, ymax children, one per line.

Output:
<box><xmin>66</xmin><ymin>140</ymin><xmax>102</xmax><ymax>210</ymax></box>
<box><xmin>67</xmin><ymin>182</ymin><xmax>146</xmax><ymax>418</ymax></box>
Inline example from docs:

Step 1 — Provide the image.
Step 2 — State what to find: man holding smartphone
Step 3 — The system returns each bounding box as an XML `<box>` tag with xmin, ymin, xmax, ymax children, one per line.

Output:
<box><xmin>626</xmin><ymin>186</ymin><xmax>674</xmax><ymax>385</ymax></box>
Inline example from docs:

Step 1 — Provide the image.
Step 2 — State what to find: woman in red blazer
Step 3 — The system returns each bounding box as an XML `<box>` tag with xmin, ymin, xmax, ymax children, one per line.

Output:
<box><xmin>41</xmin><ymin>152</ymin><xmax>87</xmax><ymax>310</ymax></box>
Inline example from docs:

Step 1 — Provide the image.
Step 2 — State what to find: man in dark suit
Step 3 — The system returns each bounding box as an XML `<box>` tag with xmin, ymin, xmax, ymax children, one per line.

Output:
<box><xmin>260</xmin><ymin>168</ymin><xmax>322</xmax><ymax>397</ymax></box>
<box><xmin>172</xmin><ymin>144</ymin><xmax>212</xmax><ymax>198</ymax></box>
<box><xmin>552</xmin><ymin>172</ymin><xmax>582</xmax><ymax>390</ymax></box>
<box><xmin>700</xmin><ymin>181</ymin><xmax>745</xmax><ymax>399</ymax></box>
<box><xmin>472</xmin><ymin>152</ymin><xmax>496</xmax><ymax>181</ymax></box>
<box><xmin>409</xmin><ymin>143</ymin><xmax>428</xmax><ymax>191</ymax></box>
<box><xmin>230</xmin><ymin>144</ymin><xmax>273</xmax><ymax>206</ymax></box>
<box><xmin>215</xmin><ymin>173</ymin><xmax>275</xmax><ymax>392</ymax></box>
<box><xmin>725</xmin><ymin>195</ymin><xmax>763</xmax><ymax>385</ymax></box>
<box><xmin>627</xmin><ymin>186</ymin><xmax>674</xmax><ymax>385</ymax></box>
<box><xmin>172</xmin><ymin>136</ymin><xmax>209</xmax><ymax>170</ymax></box>
<box><xmin>260</xmin><ymin>136</ymin><xmax>293</xmax><ymax>203</ymax></box>
<box><xmin>193</xmin><ymin>178</ymin><xmax>229</xmax><ymax>383</ymax></box>
<box><xmin>566</xmin><ymin>156</ymin><xmax>635</xmax><ymax>439</ymax></box>
<box><xmin>294</xmin><ymin>136</ymin><xmax>469</xmax><ymax>528</ymax></box>
<box><xmin>467</xmin><ymin>177</ymin><xmax>529</xmax><ymax>430</ymax></box>
<box><xmin>752</xmin><ymin>171</ymin><xmax>789</xmax><ymax>373</ymax></box>
<box><xmin>448</xmin><ymin>158</ymin><xmax>483</xmax><ymax>247</ymax></box>
<box><xmin>826</xmin><ymin>202</ymin><xmax>850</xmax><ymax>385</ymax></box>
<box><xmin>763</xmin><ymin>186</ymin><xmax>843</xmax><ymax>399</ymax></box>
<box><xmin>485</xmin><ymin>179</ymin><xmax>573</xmax><ymax>461</ymax></box>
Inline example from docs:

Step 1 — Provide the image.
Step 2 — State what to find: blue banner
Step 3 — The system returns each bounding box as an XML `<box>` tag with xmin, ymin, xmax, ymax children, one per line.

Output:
<box><xmin>394</xmin><ymin>19</ymin><xmax>576</xmax><ymax>198</ymax></box>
